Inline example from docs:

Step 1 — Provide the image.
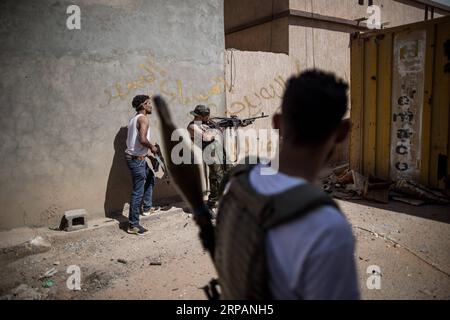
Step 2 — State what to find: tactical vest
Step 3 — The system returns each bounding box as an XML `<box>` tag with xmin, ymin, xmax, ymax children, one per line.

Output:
<box><xmin>214</xmin><ymin>164</ymin><xmax>340</xmax><ymax>300</ymax></box>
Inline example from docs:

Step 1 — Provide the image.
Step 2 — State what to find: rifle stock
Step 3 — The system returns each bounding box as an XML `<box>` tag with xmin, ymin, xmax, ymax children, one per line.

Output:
<box><xmin>152</xmin><ymin>96</ymin><xmax>215</xmax><ymax>258</ymax></box>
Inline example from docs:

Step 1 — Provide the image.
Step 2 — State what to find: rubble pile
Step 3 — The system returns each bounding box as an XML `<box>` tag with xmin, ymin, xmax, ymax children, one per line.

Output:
<box><xmin>322</xmin><ymin>164</ymin><xmax>450</xmax><ymax>206</ymax></box>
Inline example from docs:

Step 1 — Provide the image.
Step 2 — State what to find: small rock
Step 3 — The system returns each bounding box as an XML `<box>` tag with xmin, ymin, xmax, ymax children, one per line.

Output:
<box><xmin>150</xmin><ymin>261</ymin><xmax>162</xmax><ymax>266</ymax></box>
<box><xmin>183</xmin><ymin>223</ymin><xmax>188</xmax><ymax>228</ymax></box>
<box><xmin>53</xmin><ymin>261</ymin><xmax>60</xmax><ymax>266</ymax></box>
<box><xmin>117</xmin><ymin>259</ymin><xmax>127</xmax><ymax>264</ymax></box>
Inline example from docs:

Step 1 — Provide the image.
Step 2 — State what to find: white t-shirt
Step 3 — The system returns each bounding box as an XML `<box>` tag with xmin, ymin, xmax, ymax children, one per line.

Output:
<box><xmin>125</xmin><ymin>114</ymin><xmax>151</xmax><ymax>156</ymax></box>
<box><xmin>249</xmin><ymin>164</ymin><xmax>360</xmax><ymax>300</ymax></box>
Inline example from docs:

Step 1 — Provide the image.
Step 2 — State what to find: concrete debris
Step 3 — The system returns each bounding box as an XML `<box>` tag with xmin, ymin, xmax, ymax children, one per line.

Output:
<box><xmin>28</xmin><ymin>236</ymin><xmax>52</xmax><ymax>252</ymax></box>
<box><xmin>1</xmin><ymin>236</ymin><xmax>53</xmax><ymax>260</ymax></box>
<box><xmin>324</xmin><ymin>166</ymin><xmax>450</xmax><ymax>206</ymax></box>
<box><xmin>323</xmin><ymin>184</ymin><xmax>332</xmax><ymax>193</ymax></box>
<box><xmin>332</xmin><ymin>163</ymin><xmax>350</xmax><ymax>177</ymax></box>
<box><xmin>323</xmin><ymin>168</ymin><xmax>392</xmax><ymax>202</ymax></box>
<box><xmin>392</xmin><ymin>196</ymin><xmax>425</xmax><ymax>206</ymax></box>
<box><xmin>391</xmin><ymin>180</ymin><xmax>450</xmax><ymax>205</ymax></box>
<box><xmin>61</xmin><ymin>209</ymin><xmax>88</xmax><ymax>232</ymax></box>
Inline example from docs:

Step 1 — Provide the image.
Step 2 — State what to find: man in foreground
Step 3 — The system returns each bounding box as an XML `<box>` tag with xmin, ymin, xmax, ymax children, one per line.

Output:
<box><xmin>152</xmin><ymin>69</ymin><xmax>360</xmax><ymax>299</ymax></box>
<box><xmin>214</xmin><ymin>70</ymin><xmax>360</xmax><ymax>299</ymax></box>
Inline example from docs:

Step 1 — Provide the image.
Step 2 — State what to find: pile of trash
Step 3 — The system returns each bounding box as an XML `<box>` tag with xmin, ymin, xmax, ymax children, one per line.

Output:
<box><xmin>322</xmin><ymin>164</ymin><xmax>450</xmax><ymax>206</ymax></box>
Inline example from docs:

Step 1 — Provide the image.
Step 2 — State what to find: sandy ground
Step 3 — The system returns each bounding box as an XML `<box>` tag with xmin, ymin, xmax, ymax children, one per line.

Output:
<box><xmin>0</xmin><ymin>200</ymin><xmax>449</xmax><ymax>300</ymax></box>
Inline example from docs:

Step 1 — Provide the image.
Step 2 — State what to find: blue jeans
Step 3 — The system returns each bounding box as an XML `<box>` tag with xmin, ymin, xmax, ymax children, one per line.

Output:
<box><xmin>126</xmin><ymin>158</ymin><xmax>155</xmax><ymax>227</ymax></box>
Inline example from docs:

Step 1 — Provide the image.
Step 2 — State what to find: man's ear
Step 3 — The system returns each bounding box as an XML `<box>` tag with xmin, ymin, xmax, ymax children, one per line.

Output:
<box><xmin>335</xmin><ymin>118</ymin><xmax>350</xmax><ymax>143</ymax></box>
<box><xmin>272</xmin><ymin>113</ymin><xmax>283</xmax><ymax>135</ymax></box>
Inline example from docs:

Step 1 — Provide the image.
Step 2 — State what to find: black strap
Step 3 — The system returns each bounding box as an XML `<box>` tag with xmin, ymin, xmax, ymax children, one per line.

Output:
<box><xmin>229</xmin><ymin>165</ymin><xmax>340</xmax><ymax>229</ymax></box>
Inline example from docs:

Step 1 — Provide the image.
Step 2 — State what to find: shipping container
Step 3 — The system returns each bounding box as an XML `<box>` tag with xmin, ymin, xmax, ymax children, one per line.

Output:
<box><xmin>350</xmin><ymin>15</ymin><xmax>450</xmax><ymax>191</ymax></box>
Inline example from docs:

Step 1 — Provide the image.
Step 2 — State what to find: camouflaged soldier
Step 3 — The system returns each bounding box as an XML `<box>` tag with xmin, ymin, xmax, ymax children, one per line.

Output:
<box><xmin>187</xmin><ymin>105</ymin><xmax>226</xmax><ymax>209</ymax></box>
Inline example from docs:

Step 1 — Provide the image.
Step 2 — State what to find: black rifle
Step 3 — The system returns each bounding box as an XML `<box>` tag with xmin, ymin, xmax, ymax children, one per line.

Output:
<box><xmin>149</xmin><ymin>143</ymin><xmax>167</xmax><ymax>175</ymax></box>
<box><xmin>210</xmin><ymin>113</ymin><xmax>269</xmax><ymax>129</ymax></box>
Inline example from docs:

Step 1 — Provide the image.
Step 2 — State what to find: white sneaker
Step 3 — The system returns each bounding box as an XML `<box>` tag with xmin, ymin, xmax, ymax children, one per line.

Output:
<box><xmin>142</xmin><ymin>208</ymin><xmax>157</xmax><ymax>216</ymax></box>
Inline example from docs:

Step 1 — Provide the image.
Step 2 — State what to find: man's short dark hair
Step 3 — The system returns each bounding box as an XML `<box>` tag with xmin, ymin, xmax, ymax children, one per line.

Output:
<box><xmin>132</xmin><ymin>95</ymin><xmax>150</xmax><ymax>110</ymax></box>
<box><xmin>281</xmin><ymin>69</ymin><xmax>348</xmax><ymax>145</ymax></box>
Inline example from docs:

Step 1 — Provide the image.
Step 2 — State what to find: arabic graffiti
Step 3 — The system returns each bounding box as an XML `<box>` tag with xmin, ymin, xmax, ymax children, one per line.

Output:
<box><xmin>100</xmin><ymin>55</ymin><xmax>225</xmax><ymax>115</ymax></box>
<box><xmin>226</xmin><ymin>75</ymin><xmax>286</xmax><ymax>117</ymax></box>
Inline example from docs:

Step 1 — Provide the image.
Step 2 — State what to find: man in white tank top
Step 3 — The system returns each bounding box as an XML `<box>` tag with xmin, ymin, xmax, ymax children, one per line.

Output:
<box><xmin>125</xmin><ymin>95</ymin><xmax>158</xmax><ymax>236</ymax></box>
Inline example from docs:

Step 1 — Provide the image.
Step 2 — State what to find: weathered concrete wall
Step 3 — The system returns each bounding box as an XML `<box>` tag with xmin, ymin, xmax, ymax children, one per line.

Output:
<box><xmin>289</xmin><ymin>0</ymin><xmax>429</xmax><ymax>27</ymax></box>
<box><xmin>223</xmin><ymin>49</ymin><xmax>349</xmax><ymax>165</ymax></box>
<box><xmin>225</xmin><ymin>18</ymin><xmax>290</xmax><ymax>54</ymax></box>
<box><xmin>225</xmin><ymin>0</ymin><xmax>432</xmax><ymax>165</ymax></box>
<box><xmin>224</xmin><ymin>49</ymin><xmax>300</xmax><ymax>161</ymax></box>
<box><xmin>287</xmin><ymin>1</ymin><xmax>427</xmax><ymax>164</ymax></box>
<box><xmin>224</xmin><ymin>0</ymin><xmax>289</xmax><ymax>30</ymax></box>
<box><xmin>224</xmin><ymin>0</ymin><xmax>289</xmax><ymax>53</ymax></box>
<box><xmin>0</xmin><ymin>0</ymin><xmax>225</xmax><ymax>230</ymax></box>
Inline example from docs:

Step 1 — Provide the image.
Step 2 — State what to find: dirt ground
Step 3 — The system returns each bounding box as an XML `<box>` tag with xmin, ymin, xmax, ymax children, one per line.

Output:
<box><xmin>0</xmin><ymin>199</ymin><xmax>449</xmax><ymax>300</ymax></box>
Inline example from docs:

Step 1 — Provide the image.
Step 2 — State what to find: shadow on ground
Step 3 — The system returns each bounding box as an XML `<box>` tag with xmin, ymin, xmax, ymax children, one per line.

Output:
<box><xmin>342</xmin><ymin>198</ymin><xmax>450</xmax><ymax>225</ymax></box>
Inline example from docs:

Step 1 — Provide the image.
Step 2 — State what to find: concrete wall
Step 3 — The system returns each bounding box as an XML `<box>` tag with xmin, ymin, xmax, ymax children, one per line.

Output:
<box><xmin>225</xmin><ymin>0</ymin><xmax>433</xmax><ymax>165</ymax></box>
<box><xmin>289</xmin><ymin>0</ymin><xmax>430</xmax><ymax>27</ymax></box>
<box><xmin>226</xmin><ymin>18</ymin><xmax>290</xmax><ymax>54</ymax></box>
<box><xmin>0</xmin><ymin>0</ymin><xmax>225</xmax><ymax>230</ymax></box>
<box><xmin>224</xmin><ymin>49</ymin><xmax>300</xmax><ymax>161</ymax></box>
<box><xmin>224</xmin><ymin>0</ymin><xmax>289</xmax><ymax>53</ymax></box>
<box><xmin>287</xmin><ymin>1</ymin><xmax>427</xmax><ymax>164</ymax></box>
<box><xmin>223</xmin><ymin>49</ymin><xmax>349</xmax><ymax>165</ymax></box>
<box><xmin>224</xmin><ymin>0</ymin><xmax>288</xmax><ymax>29</ymax></box>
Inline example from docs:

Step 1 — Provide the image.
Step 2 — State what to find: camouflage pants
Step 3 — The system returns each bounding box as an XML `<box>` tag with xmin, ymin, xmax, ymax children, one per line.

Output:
<box><xmin>207</xmin><ymin>164</ymin><xmax>233</xmax><ymax>205</ymax></box>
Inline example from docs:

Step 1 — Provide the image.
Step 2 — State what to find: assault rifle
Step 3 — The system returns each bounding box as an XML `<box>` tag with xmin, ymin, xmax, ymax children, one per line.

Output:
<box><xmin>210</xmin><ymin>113</ymin><xmax>268</xmax><ymax>129</ymax></box>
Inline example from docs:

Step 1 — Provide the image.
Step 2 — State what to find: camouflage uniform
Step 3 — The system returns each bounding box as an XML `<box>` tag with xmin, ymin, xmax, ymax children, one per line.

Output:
<box><xmin>207</xmin><ymin>163</ymin><xmax>224</xmax><ymax>206</ymax></box>
<box><xmin>188</xmin><ymin>119</ymin><xmax>231</xmax><ymax>208</ymax></box>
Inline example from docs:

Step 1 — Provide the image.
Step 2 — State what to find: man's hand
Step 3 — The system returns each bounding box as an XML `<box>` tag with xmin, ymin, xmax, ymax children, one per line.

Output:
<box><xmin>150</xmin><ymin>145</ymin><xmax>158</xmax><ymax>154</ymax></box>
